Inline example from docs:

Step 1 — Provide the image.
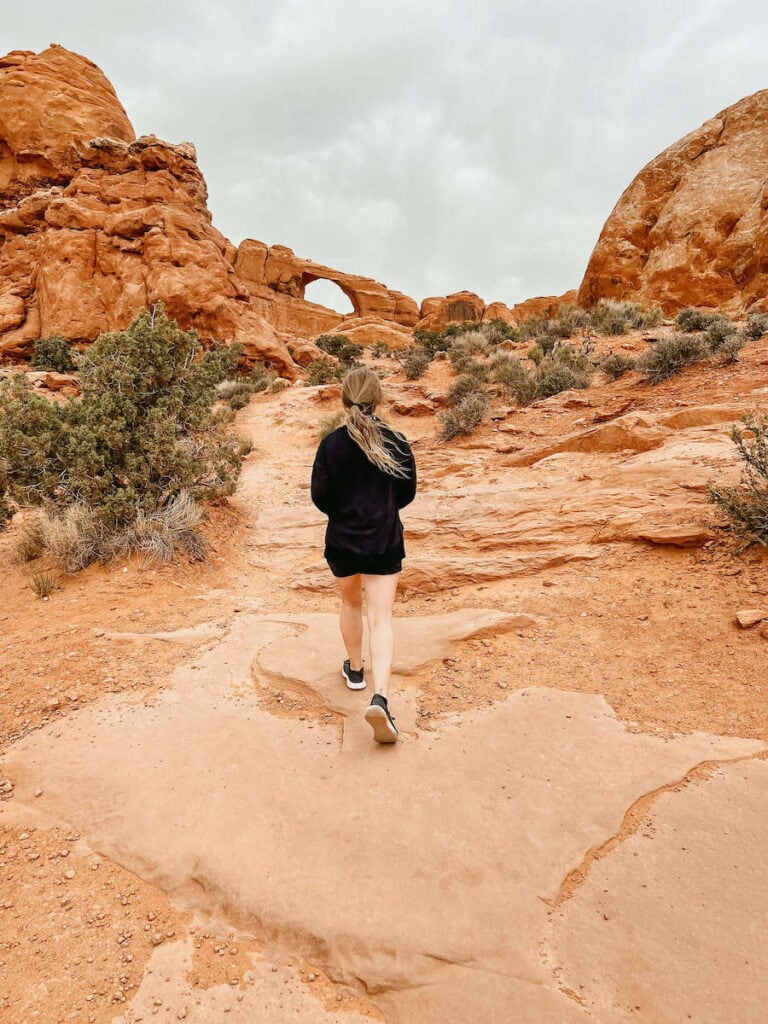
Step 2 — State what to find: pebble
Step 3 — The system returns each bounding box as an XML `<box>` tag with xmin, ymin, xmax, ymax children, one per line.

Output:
<box><xmin>65</xmin><ymin>869</ymin><xmax>75</xmax><ymax>879</ymax></box>
<box><xmin>34</xmin><ymin>788</ymin><xmax>43</xmax><ymax>797</ymax></box>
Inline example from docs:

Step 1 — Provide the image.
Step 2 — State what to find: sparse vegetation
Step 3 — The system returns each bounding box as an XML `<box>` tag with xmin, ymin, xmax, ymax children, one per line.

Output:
<box><xmin>447</xmin><ymin>373</ymin><xmax>485</xmax><ymax>407</ymax></box>
<box><xmin>371</xmin><ymin>340</ymin><xmax>393</xmax><ymax>358</ymax></box>
<box><xmin>29</xmin><ymin>571</ymin><xmax>56</xmax><ymax>598</ymax></box>
<box><xmin>316</xmin><ymin>334</ymin><xmax>362</xmax><ymax>368</ymax></box>
<box><xmin>402</xmin><ymin>347</ymin><xmax>431</xmax><ymax>380</ymax></box>
<box><xmin>30</xmin><ymin>335</ymin><xmax>76</xmax><ymax>372</ymax></box>
<box><xmin>437</xmin><ymin>392</ymin><xmax>490</xmax><ymax>441</ymax></box>
<box><xmin>675</xmin><ymin>307</ymin><xmax>719</xmax><ymax>332</ymax></box>
<box><xmin>601</xmin><ymin>352</ymin><xmax>636</xmax><ymax>380</ymax></box>
<box><xmin>588</xmin><ymin>298</ymin><xmax>662</xmax><ymax>335</ymax></box>
<box><xmin>306</xmin><ymin>356</ymin><xmax>343</xmax><ymax>386</ymax></box>
<box><xmin>708</xmin><ymin>411</ymin><xmax>768</xmax><ymax>548</ymax></box>
<box><xmin>0</xmin><ymin>305</ymin><xmax>247</xmax><ymax>567</ymax></box>
<box><xmin>636</xmin><ymin>333</ymin><xmax>709</xmax><ymax>383</ymax></box>
<box><xmin>744</xmin><ymin>312</ymin><xmax>768</xmax><ymax>340</ymax></box>
<box><xmin>13</xmin><ymin>521</ymin><xmax>45</xmax><ymax>563</ymax></box>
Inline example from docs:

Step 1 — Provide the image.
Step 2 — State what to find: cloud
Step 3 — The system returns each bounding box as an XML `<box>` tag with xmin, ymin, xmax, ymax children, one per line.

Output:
<box><xmin>3</xmin><ymin>0</ymin><xmax>768</xmax><ymax>306</ymax></box>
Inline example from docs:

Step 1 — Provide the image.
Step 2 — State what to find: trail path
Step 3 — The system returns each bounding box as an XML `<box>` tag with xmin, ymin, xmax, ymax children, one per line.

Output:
<box><xmin>2</xmin><ymin>361</ymin><xmax>768</xmax><ymax>1023</ymax></box>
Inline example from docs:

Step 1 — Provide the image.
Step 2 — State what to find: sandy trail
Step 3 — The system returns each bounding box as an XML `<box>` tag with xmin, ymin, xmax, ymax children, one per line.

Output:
<box><xmin>2</xmin><ymin>356</ymin><xmax>768</xmax><ymax>1022</ymax></box>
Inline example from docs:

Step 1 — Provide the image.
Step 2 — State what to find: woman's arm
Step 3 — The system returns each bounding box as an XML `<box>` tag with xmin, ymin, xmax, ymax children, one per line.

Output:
<box><xmin>394</xmin><ymin>440</ymin><xmax>417</xmax><ymax>509</ymax></box>
<box><xmin>310</xmin><ymin>441</ymin><xmax>333</xmax><ymax>514</ymax></box>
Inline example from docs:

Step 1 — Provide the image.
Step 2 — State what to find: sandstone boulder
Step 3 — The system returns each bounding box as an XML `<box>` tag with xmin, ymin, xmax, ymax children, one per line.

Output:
<box><xmin>0</xmin><ymin>47</ymin><xmax>294</xmax><ymax>375</ymax></box>
<box><xmin>578</xmin><ymin>90</ymin><xmax>768</xmax><ymax>313</ymax></box>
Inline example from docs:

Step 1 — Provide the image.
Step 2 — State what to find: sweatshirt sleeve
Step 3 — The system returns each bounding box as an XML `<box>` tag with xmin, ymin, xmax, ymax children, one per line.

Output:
<box><xmin>311</xmin><ymin>440</ymin><xmax>333</xmax><ymax>514</ymax></box>
<box><xmin>394</xmin><ymin>439</ymin><xmax>417</xmax><ymax>509</ymax></box>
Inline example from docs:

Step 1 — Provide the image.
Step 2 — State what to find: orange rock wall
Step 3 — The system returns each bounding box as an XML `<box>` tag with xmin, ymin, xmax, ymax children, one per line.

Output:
<box><xmin>578</xmin><ymin>90</ymin><xmax>768</xmax><ymax>314</ymax></box>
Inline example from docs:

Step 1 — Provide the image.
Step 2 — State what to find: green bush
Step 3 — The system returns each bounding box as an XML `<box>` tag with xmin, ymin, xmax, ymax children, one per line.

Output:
<box><xmin>702</xmin><ymin>316</ymin><xmax>737</xmax><ymax>352</ymax></box>
<box><xmin>636</xmin><ymin>333</ymin><xmax>708</xmax><ymax>383</ymax></box>
<box><xmin>437</xmin><ymin>392</ymin><xmax>490</xmax><ymax>441</ymax></box>
<box><xmin>601</xmin><ymin>352</ymin><xmax>636</xmax><ymax>380</ymax></box>
<box><xmin>744</xmin><ymin>312</ymin><xmax>768</xmax><ymax>341</ymax></box>
<box><xmin>708</xmin><ymin>411</ymin><xmax>768</xmax><ymax>547</ymax></box>
<box><xmin>402</xmin><ymin>347</ymin><xmax>431</xmax><ymax>380</ymax></box>
<box><xmin>30</xmin><ymin>335</ymin><xmax>76</xmax><ymax>372</ymax></box>
<box><xmin>305</xmin><ymin>356</ymin><xmax>343</xmax><ymax>386</ymax></box>
<box><xmin>0</xmin><ymin>305</ymin><xmax>245</xmax><ymax>559</ymax></box>
<box><xmin>535</xmin><ymin>358</ymin><xmax>591</xmax><ymax>398</ymax></box>
<box><xmin>718</xmin><ymin>332</ymin><xmax>747</xmax><ymax>365</ymax></box>
<box><xmin>589</xmin><ymin>299</ymin><xmax>661</xmax><ymax>335</ymax></box>
<box><xmin>675</xmin><ymin>307</ymin><xmax>718</xmax><ymax>332</ymax></box>
<box><xmin>447</xmin><ymin>373</ymin><xmax>484</xmax><ymax>407</ymax></box>
<box><xmin>316</xmin><ymin>334</ymin><xmax>361</xmax><ymax>368</ymax></box>
<box><xmin>551</xmin><ymin>303</ymin><xmax>589</xmax><ymax>338</ymax></box>
<box><xmin>491</xmin><ymin>354</ymin><xmax>539</xmax><ymax>405</ymax></box>
<box><xmin>413</xmin><ymin>329</ymin><xmax>450</xmax><ymax>357</ymax></box>
<box><xmin>371</xmin><ymin>340</ymin><xmax>393</xmax><ymax>358</ymax></box>
<box><xmin>249</xmin><ymin>361</ymin><xmax>274</xmax><ymax>392</ymax></box>
<box><xmin>482</xmin><ymin>318</ymin><xmax>519</xmax><ymax>343</ymax></box>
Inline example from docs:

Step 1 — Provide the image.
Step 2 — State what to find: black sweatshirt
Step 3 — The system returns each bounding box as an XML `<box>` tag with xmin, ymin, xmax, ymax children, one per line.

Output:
<box><xmin>311</xmin><ymin>422</ymin><xmax>417</xmax><ymax>568</ymax></box>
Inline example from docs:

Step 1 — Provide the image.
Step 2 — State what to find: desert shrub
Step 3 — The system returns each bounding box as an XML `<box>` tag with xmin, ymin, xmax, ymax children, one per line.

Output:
<box><xmin>316</xmin><ymin>334</ymin><xmax>361</xmax><ymax>368</ymax></box>
<box><xmin>30</xmin><ymin>572</ymin><xmax>56</xmax><ymax>598</ymax></box>
<box><xmin>30</xmin><ymin>335</ymin><xmax>76</xmax><ymax>372</ymax></box>
<box><xmin>481</xmin><ymin>318</ymin><xmax>519</xmax><ymax>343</ymax></box>
<box><xmin>447</xmin><ymin>373</ymin><xmax>484</xmax><ymax>407</ymax></box>
<box><xmin>708</xmin><ymin>411</ymin><xmax>768</xmax><ymax>547</ymax></box>
<box><xmin>249</xmin><ymin>361</ymin><xmax>274</xmax><ymax>392</ymax></box>
<box><xmin>402</xmin><ymin>347</ymin><xmax>431</xmax><ymax>380</ymax></box>
<box><xmin>413</xmin><ymin>330</ymin><xmax>450</xmax><ymax>357</ymax></box>
<box><xmin>702</xmin><ymin>316</ymin><xmax>737</xmax><ymax>351</ymax></box>
<box><xmin>535</xmin><ymin>358</ymin><xmax>591</xmax><ymax>398</ymax></box>
<box><xmin>14</xmin><ymin>521</ymin><xmax>45</xmax><ymax>562</ymax></box>
<box><xmin>315</xmin><ymin>334</ymin><xmax>350</xmax><ymax>357</ymax></box>
<box><xmin>744</xmin><ymin>312</ymin><xmax>768</xmax><ymax>340</ymax></box>
<box><xmin>589</xmin><ymin>299</ymin><xmax>661</xmax><ymax>335</ymax></box>
<box><xmin>437</xmin><ymin>392</ymin><xmax>490</xmax><ymax>441</ymax></box>
<box><xmin>216</xmin><ymin>379</ymin><xmax>254</xmax><ymax>410</ymax></box>
<box><xmin>0</xmin><ymin>489</ymin><xmax>11</xmax><ymax>531</ymax></box>
<box><xmin>305</xmin><ymin>356</ymin><xmax>343</xmax><ymax>386</ymax></box>
<box><xmin>718</xmin><ymin>332</ymin><xmax>747</xmax><ymax>364</ymax></box>
<box><xmin>317</xmin><ymin>412</ymin><xmax>344</xmax><ymax>440</ymax></box>
<box><xmin>551</xmin><ymin>303</ymin><xmax>589</xmax><ymax>338</ymax></box>
<box><xmin>675</xmin><ymin>307</ymin><xmax>718</xmax><ymax>332</ymax></box>
<box><xmin>636</xmin><ymin>333</ymin><xmax>708</xmax><ymax>383</ymax></box>
<box><xmin>270</xmin><ymin>378</ymin><xmax>290</xmax><ymax>393</ymax></box>
<box><xmin>0</xmin><ymin>305</ymin><xmax>245</xmax><ymax>561</ymax></box>
<box><xmin>371</xmin><ymin>340</ymin><xmax>393</xmax><ymax>358</ymax></box>
<box><xmin>527</xmin><ymin>344</ymin><xmax>545</xmax><ymax>366</ymax></box>
<box><xmin>491</xmin><ymin>355</ymin><xmax>539</xmax><ymax>405</ymax></box>
<box><xmin>601</xmin><ymin>352</ymin><xmax>636</xmax><ymax>380</ymax></box>
<box><xmin>448</xmin><ymin>332</ymin><xmax>489</xmax><ymax>371</ymax></box>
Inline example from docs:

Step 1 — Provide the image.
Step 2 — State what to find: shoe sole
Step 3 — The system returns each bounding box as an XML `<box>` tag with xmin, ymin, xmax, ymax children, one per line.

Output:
<box><xmin>364</xmin><ymin>704</ymin><xmax>398</xmax><ymax>743</ymax></box>
<box><xmin>342</xmin><ymin>667</ymin><xmax>366</xmax><ymax>691</ymax></box>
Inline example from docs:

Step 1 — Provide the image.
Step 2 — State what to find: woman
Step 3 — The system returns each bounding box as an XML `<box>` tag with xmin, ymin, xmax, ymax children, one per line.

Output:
<box><xmin>311</xmin><ymin>366</ymin><xmax>417</xmax><ymax>744</ymax></box>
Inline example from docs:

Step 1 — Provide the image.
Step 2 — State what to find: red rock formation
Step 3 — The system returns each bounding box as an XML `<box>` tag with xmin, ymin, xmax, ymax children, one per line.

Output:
<box><xmin>578</xmin><ymin>90</ymin><xmax>768</xmax><ymax>314</ymax></box>
<box><xmin>510</xmin><ymin>291</ymin><xmax>578</xmax><ymax>323</ymax></box>
<box><xmin>233</xmin><ymin>239</ymin><xmax>421</xmax><ymax>341</ymax></box>
<box><xmin>0</xmin><ymin>46</ymin><xmax>293</xmax><ymax>374</ymax></box>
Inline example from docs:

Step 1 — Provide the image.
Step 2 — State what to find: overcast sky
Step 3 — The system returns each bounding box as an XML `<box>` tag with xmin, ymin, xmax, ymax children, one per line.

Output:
<box><xmin>3</xmin><ymin>1</ymin><xmax>768</xmax><ymax>312</ymax></box>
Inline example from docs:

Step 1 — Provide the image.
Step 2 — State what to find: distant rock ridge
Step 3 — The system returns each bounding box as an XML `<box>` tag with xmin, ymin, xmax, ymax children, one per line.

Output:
<box><xmin>578</xmin><ymin>90</ymin><xmax>768</xmax><ymax>314</ymax></box>
<box><xmin>0</xmin><ymin>44</ymin><xmax>528</xmax><ymax>370</ymax></box>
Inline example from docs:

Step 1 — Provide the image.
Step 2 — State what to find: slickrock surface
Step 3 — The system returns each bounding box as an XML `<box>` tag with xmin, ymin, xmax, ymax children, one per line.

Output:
<box><xmin>1</xmin><ymin>339</ymin><xmax>768</xmax><ymax>1022</ymax></box>
<box><xmin>578</xmin><ymin>90</ymin><xmax>768</xmax><ymax>314</ymax></box>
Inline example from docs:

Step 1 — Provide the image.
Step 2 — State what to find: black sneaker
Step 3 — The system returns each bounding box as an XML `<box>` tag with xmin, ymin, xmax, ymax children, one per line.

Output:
<box><xmin>364</xmin><ymin>693</ymin><xmax>398</xmax><ymax>744</ymax></box>
<box><xmin>342</xmin><ymin>659</ymin><xmax>366</xmax><ymax>691</ymax></box>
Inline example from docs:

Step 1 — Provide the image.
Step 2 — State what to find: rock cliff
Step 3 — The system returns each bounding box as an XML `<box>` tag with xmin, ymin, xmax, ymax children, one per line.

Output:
<box><xmin>578</xmin><ymin>90</ymin><xmax>768</xmax><ymax>314</ymax></box>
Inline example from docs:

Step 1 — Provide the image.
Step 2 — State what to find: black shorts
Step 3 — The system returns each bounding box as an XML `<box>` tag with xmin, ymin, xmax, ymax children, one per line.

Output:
<box><xmin>327</xmin><ymin>555</ymin><xmax>403</xmax><ymax>578</ymax></box>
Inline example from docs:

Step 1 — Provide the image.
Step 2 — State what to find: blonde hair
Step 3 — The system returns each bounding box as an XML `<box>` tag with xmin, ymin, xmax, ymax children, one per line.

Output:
<box><xmin>341</xmin><ymin>367</ymin><xmax>410</xmax><ymax>478</ymax></box>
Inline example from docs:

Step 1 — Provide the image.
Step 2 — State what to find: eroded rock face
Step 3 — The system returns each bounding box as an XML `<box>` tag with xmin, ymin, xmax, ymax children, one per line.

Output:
<box><xmin>0</xmin><ymin>46</ymin><xmax>294</xmax><ymax>374</ymax></box>
<box><xmin>578</xmin><ymin>90</ymin><xmax>768</xmax><ymax>314</ymax></box>
<box><xmin>234</xmin><ymin>239</ymin><xmax>421</xmax><ymax>341</ymax></box>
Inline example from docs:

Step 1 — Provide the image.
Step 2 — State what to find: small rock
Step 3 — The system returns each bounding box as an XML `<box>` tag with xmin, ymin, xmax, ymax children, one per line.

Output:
<box><xmin>65</xmin><ymin>869</ymin><xmax>75</xmax><ymax>879</ymax></box>
<box><xmin>735</xmin><ymin>609</ymin><xmax>768</xmax><ymax>628</ymax></box>
<box><xmin>34</xmin><ymin>788</ymin><xmax>43</xmax><ymax>797</ymax></box>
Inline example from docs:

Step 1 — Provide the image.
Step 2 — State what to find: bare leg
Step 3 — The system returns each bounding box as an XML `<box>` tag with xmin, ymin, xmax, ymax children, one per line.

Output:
<box><xmin>336</xmin><ymin>573</ymin><xmax>363</xmax><ymax>671</ymax></box>
<box><xmin>362</xmin><ymin>572</ymin><xmax>400</xmax><ymax>698</ymax></box>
